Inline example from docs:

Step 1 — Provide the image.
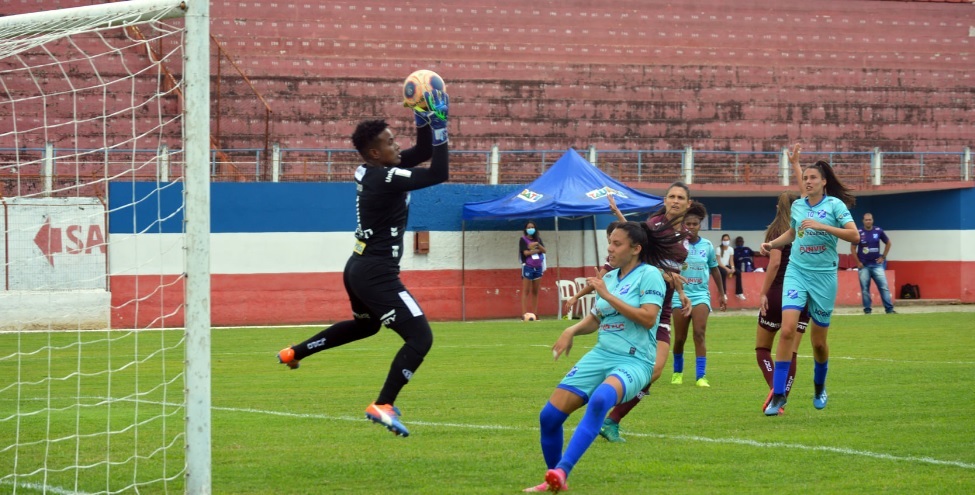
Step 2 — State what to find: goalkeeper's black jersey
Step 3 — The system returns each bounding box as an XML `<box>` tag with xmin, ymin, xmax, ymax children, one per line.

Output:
<box><xmin>352</xmin><ymin>128</ymin><xmax>448</xmax><ymax>262</ymax></box>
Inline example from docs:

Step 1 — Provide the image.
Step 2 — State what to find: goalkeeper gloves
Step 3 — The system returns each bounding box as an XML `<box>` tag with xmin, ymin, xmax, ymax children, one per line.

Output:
<box><xmin>414</xmin><ymin>108</ymin><xmax>432</xmax><ymax>128</ymax></box>
<box><xmin>425</xmin><ymin>90</ymin><xmax>449</xmax><ymax>146</ymax></box>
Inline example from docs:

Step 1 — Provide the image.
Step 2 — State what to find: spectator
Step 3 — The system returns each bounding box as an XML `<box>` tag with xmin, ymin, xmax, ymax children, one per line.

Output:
<box><xmin>732</xmin><ymin>236</ymin><xmax>754</xmax><ymax>299</ymax></box>
<box><xmin>520</xmin><ymin>221</ymin><xmax>547</xmax><ymax>318</ymax></box>
<box><xmin>852</xmin><ymin>213</ymin><xmax>895</xmax><ymax>314</ymax></box>
<box><xmin>716</xmin><ymin>233</ymin><xmax>735</xmax><ymax>294</ymax></box>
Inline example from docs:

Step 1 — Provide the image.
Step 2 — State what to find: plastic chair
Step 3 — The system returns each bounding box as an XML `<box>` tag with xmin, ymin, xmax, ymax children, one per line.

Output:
<box><xmin>556</xmin><ymin>280</ymin><xmax>578</xmax><ymax>320</ymax></box>
<box><xmin>578</xmin><ymin>293</ymin><xmax>596</xmax><ymax>318</ymax></box>
<box><xmin>574</xmin><ymin>277</ymin><xmax>588</xmax><ymax>292</ymax></box>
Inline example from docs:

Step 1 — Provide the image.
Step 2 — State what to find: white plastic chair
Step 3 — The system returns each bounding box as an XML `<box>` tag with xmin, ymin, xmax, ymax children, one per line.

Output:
<box><xmin>579</xmin><ymin>293</ymin><xmax>596</xmax><ymax>318</ymax></box>
<box><xmin>556</xmin><ymin>280</ymin><xmax>578</xmax><ymax>320</ymax></box>
<box><xmin>573</xmin><ymin>277</ymin><xmax>593</xmax><ymax>319</ymax></box>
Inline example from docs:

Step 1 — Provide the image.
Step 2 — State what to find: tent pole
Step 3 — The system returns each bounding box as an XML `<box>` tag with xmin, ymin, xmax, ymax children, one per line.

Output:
<box><xmin>592</xmin><ymin>215</ymin><xmax>599</xmax><ymax>271</ymax></box>
<box><xmin>555</xmin><ymin>217</ymin><xmax>561</xmax><ymax>283</ymax></box>
<box><xmin>461</xmin><ymin>220</ymin><xmax>466</xmax><ymax>322</ymax></box>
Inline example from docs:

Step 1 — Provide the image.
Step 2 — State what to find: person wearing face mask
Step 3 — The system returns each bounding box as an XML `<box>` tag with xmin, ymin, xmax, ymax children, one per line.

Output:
<box><xmin>520</xmin><ymin>221</ymin><xmax>547</xmax><ymax>319</ymax></box>
<box><xmin>717</xmin><ymin>234</ymin><xmax>735</xmax><ymax>295</ymax></box>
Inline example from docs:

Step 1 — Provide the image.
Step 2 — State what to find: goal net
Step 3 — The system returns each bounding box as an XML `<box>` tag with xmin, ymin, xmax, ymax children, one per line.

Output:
<box><xmin>0</xmin><ymin>1</ymin><xmax>211</xmax><ymax>493</ymax></box>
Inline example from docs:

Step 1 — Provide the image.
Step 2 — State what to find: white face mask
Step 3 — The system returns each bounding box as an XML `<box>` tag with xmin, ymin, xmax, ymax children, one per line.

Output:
<box><xmin>721</xmin><ymin>240</ymin><xmax>730</xmax><ymax>247</ymax></box>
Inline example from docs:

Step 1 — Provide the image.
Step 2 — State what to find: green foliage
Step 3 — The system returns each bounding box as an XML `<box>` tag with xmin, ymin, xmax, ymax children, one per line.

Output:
<box><xmin>3</xmin><ymin>313</ymin><xmax>974</xmax><ymax>494</ymax></box>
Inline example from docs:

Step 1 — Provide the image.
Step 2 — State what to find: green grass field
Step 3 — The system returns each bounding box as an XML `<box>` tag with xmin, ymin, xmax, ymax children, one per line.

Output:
<box><xmin>3</xmin><ymin>312</ymin><xmax>975</xmax><ymax>494</ymax></box>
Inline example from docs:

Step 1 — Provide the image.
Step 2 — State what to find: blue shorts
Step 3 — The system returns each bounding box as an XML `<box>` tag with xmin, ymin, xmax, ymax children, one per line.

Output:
<box><xmin>782</xmin><ymin>264</ymin><xmax>837</xmax><ymax>328</ymax></box>
<box><xmin>557</xmin><ymin>347</ymin><xmax>652</xmax><ymax>404</ymax></box>
<box><xmin>671</xmin><ymin>292</ymin><xmax>712</xmax><ymax>312</ymax></box>
<box><xmin>522</xmin><ymin>264</ymin><xmax>544</xmax><ymax>281</ymax></box>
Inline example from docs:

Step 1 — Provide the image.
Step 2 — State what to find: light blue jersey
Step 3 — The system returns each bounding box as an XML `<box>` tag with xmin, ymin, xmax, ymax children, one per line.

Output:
<box><xmin>591</xmin><ymin>263</ymin><xmax>667</xmax><ymax>365</ymax></box>
<box><xmin>789</xmin><ymin>195</ymin><xmax>853</xmax><ymax>272</ymax></box>
<box><xmin>678</xmin><ymin>237</ymin><xmax>718</xmax><ymax>301</ymax></box>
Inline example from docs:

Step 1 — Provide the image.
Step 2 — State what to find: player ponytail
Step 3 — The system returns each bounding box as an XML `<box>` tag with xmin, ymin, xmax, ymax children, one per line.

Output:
<box><xmin>765</xmin><ymin>191</ymin><xmax>799</xmax><ymax>242</ymax></box>
<box><xmin>613</xmin><ymin>221</ymin><xmax>685</xmax><ymax>271</ymax></box>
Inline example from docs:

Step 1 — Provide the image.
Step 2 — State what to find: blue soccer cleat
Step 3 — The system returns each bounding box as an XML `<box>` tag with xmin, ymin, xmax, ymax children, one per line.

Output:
<box><xmin>813</xmin><ymin>389</ymin><xmax>828</xmax><ymax>410</ymax></box>
<box><xmin>764</xmin><ymin>393</ymin><xmax>787</xmax><ymax>416</ymax></box>
<box><xmin>365</xmin><ymin>402</ymin><xmax>410</xmax><ymax>437</ymax></box>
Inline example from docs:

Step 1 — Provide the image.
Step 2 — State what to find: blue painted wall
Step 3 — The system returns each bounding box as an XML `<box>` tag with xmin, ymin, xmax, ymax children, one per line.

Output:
<box><xmin>108</xmin><ymin>182</ymin><xmax>974</xmax><ymax>234</ymax></box>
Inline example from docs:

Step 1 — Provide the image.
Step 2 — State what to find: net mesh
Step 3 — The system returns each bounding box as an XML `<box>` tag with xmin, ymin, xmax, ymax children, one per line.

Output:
<box><xmin>0</xmin><ymin>2</ymin><xmax>190</xmax><ymax>493</ymax></box>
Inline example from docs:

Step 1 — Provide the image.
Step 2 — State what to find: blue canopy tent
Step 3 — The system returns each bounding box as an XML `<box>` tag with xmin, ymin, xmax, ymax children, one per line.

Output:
<box><xmin>459</xmin><ymin>149</ymin><xmax>664</xmax><ymax>319</ymax></box>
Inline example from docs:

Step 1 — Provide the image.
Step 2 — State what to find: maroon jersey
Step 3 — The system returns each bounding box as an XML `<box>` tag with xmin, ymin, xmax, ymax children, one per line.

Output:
<box><xmin>646</xmin><ymin>213</ymin><xmax>688</xmax><ymax>327</ymax></box>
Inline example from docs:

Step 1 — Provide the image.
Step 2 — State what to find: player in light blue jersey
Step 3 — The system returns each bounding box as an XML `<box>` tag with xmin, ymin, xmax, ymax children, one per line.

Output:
<box><xmin>761</xmin><ymin>160</ymin><xmax>859</xmax><ymax>416</ymax></box>
<box><xmin>524</xmin><ymin>221</ymin><xmax>685</xmax><ymax>493</ymax></box>
<box><xmin>670</xmin><ymin>202</ymin><xmax>727</xmax><ymax>388</ymax></box>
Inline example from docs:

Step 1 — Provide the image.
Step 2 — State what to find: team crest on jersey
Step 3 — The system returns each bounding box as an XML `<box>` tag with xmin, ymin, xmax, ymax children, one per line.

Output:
<box><xmin>797</xmin><ymin>229</ymin><xmax>805</xmax><ymax>238</ymax></box>
<box><xmin>518</xmin><ymin>189</ymin><xmax>543</xmax><ymax>202</ymax></box>
<box><xmin>618</xmin><ymin>283</ymin><xmax>632</xmax><ymax>295</ymax></box>
<box><xmin>585</xmin><ymin>186</ymin><xmax>629</xmax><ymax>200</ymax></box>
<box><xmin>565</xmin><ymin>366</ymin><xmax>579</xmax><ymax>378</ymax></box>
<box><xmin>787</xmin><ymin>289</ymin><xmax>799</xmax><ymax>299</ymax></box>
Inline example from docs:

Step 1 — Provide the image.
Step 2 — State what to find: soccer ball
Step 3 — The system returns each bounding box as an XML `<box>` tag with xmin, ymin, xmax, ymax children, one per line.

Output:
<box><xmin>402</xmin><ymin>69</ymin><xmax>446</xmax><ymax>109</ymax></box>
<box><xmin>523</xmin><ymin>312</ymin><xmax>537</xmax><ymax>322</ymax></box>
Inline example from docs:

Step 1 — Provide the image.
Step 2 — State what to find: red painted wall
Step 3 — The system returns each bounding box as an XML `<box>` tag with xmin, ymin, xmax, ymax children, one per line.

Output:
<box><xmin>112</xmin><ymin>263</ymin><xmax>975</xmax><ymax>328</ymax></box>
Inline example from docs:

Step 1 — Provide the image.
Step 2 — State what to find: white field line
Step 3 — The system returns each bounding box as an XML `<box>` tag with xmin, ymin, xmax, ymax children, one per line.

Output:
<box><xmin>215</xmin><ymin>405</ymin><xmax>975</xmax><ymax>470</ymax></box>
<box><xmin>0</xmin><ymin>480</ymin><xmax>96</xmax><ymax>495</ymax></box>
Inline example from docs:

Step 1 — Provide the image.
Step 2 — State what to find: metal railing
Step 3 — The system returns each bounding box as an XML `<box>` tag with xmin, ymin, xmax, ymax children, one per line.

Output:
<box><xmin>1</xmin><ymin>146</ymin><xmax>971</xmax><ymax>198</ymax></box>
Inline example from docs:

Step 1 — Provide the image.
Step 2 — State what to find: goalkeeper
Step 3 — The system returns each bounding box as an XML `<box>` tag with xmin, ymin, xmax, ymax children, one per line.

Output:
<box><xmin>276</xmin><ymin>89</ymin><xmax>450</xmax><ymax>438</ymax></box>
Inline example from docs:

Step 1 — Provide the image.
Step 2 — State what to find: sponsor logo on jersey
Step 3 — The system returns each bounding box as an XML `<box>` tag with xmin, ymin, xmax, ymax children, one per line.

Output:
<box><xmin>799</xmin><ymin>244</ymin><xmax>828</xmax><ymax>255</ymax></box>
<box><xmin>600</xmin><ymin>322</ymin><xmax>626</xmax><ymax>332</ymax></box>
<box><xmin>813</xmin><ymin>307</ymin><xmax>831</xmax><ymax>319</ymax></box>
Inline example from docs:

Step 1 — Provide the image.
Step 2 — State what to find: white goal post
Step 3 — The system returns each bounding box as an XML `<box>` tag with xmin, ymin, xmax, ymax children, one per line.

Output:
<box><xmin>0</xmin><ymin>0</ymin><xmax>211</xmax><ymax>493</ymax></box>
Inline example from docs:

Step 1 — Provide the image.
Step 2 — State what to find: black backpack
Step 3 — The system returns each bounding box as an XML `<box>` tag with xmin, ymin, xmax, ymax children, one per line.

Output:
<box><xmin>900</xmin><ymin>284</ymin><xmax>920</xmax><ymax>299</ymax></box>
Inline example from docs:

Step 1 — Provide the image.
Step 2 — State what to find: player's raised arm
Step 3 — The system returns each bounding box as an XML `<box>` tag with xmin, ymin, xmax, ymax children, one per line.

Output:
<box><xmin>381</xmin><ymin>90</ymin><xmax>450</xmax><ymax>192</ymax></box>
<box><xmin>787</xmin><ymin>143</ymin><xmax>805</xmax><ymax>197</ymax></box>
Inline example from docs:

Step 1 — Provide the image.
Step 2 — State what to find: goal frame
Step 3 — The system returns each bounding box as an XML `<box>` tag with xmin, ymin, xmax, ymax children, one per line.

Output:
<box><xmin>0</xmin><ymin>0</ymin><xmax>212</xmax><ymax>493</ymax></box>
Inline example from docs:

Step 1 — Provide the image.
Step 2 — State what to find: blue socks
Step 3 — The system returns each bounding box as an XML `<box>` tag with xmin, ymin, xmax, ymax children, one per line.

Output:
<box><xmin>696</xmin><ymin>356</ymin><xmax>707</xmax><ymax>380</ymax></box>
<box><xmin>673</xmin><ymin>353</ymin><xmax>684</xmax><ymax>373</ymax></box>
<box><xmin>814</xmin><ymin>359</ymin><xmax>829</xmax><ymax>388</ymax></box>
<box><xmin>556</xmin><ymin>384</ymin><xmax>618</xmax><ymax>477</ymax></box>
<box><xmin>772</xmin><ymin>360</ymin><xmax>791</xmax><ymax>395</ymax></box>
<box><xmin>538</xmin><ymin>402</ymin><xmax>568</xmax><ymax>469</ymax></box>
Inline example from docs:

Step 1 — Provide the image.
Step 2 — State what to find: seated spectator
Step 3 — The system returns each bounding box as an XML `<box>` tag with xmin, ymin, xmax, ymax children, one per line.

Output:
<box><xmin>733</xmin><ymin>236</ymin><xmax>754</xmax><ymax>299</ymax></box>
